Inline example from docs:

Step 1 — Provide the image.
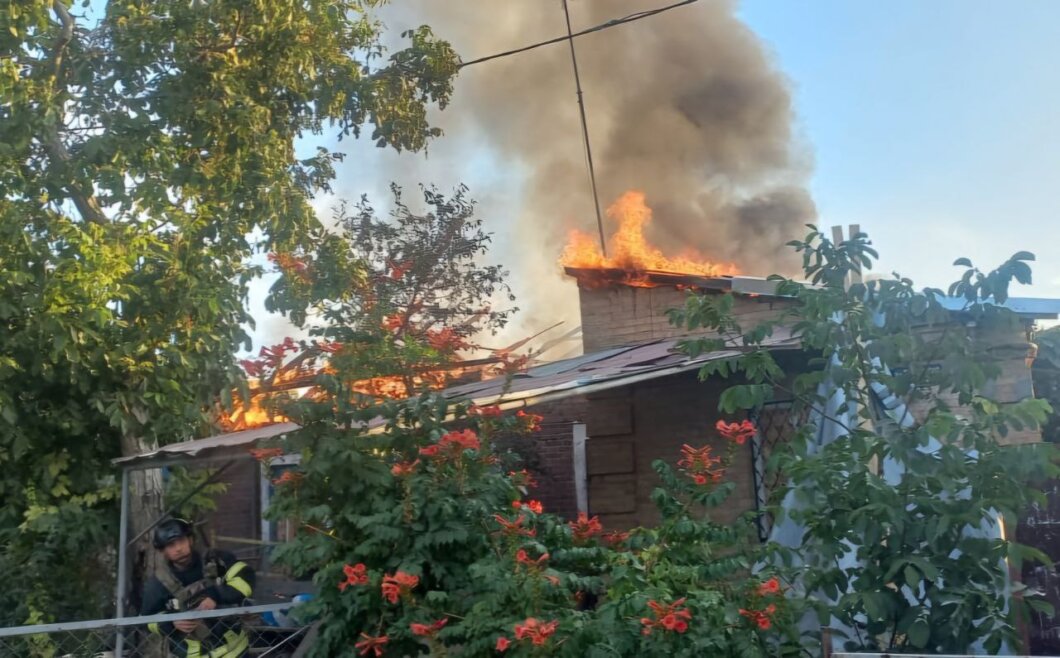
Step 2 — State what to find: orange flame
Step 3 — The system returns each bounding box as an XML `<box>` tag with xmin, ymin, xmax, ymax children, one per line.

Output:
<box><xmin>560</xmin><ymin>190</ymin><xmax>737</xmax><ymax>277</ymax></box>
<box><xmin>222</xmin><ymin>370</ymin><xmax>461</xmax><ymax>431</ymax></box>
<box><xmin>225</xmin><ymin>394</ymin><xmax>290</xmax><ymax>430</ymax></box>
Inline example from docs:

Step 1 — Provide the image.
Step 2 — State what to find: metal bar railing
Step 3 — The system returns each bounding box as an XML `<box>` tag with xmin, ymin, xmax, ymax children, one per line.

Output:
<box><xmin>835</xmin><ymin>654</ymin><xmax>1060</xmax><ymax>657</ymax></box>
<box><xmin>0</xmin><ymin>603</ymin><xmax>293</xmax><ymax>638</ymax></box>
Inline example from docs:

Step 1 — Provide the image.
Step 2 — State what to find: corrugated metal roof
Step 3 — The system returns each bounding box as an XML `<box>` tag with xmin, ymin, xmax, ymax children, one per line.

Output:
<box><xmin>934</xmin><ymin>295</ymin><xmax>1060</xmax><ymax>319</ymax></box>
<box><xmin>114</xmin><ymin>331</ymin><xmax>799</xmax><ymax>470</ymax></box>
<box><xmin>113</xmin><ymin>422</ymin><xmax>300</xmax><ymax>469</ymax></box>
<box><xmin>111</xmin><ymin>284</ymin><xmax>1060</xmax><ymax>471</ymax></box>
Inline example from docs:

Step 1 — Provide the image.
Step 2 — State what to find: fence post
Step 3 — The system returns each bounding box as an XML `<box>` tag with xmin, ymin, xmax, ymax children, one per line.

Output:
<box><xmin>115</xmin><ymin>468</ymin><xmax>130</xmax><ymax>656</ymax></box>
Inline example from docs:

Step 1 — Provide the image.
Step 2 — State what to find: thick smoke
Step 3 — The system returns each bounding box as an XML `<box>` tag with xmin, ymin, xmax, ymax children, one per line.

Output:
<box><xmin>369</xmin><ymin>1</ymin><xmax>814</xmax><ymax>349</ymax></box>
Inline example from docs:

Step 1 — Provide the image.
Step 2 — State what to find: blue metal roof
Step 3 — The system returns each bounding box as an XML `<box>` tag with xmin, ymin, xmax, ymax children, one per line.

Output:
<box><xmin>933</xmin><ymin>295</ymin><xmax>1060</xmax><ymax>319</ymax></box>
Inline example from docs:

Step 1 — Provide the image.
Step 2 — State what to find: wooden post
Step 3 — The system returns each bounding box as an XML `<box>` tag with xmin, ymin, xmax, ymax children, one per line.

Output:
<box><xmin>115</xmin><ymin>468</ymin><xmax>130</xmax><ymax>656</ymax></box>
<box><xmin>831</xmin><ymin>225</ymin><xmax>850</xmax><ymax>290</ymax></box>
<box><xmin>848</xmin><ymin>223</ymin><xmax>863</xmax><ymax>285</ymax></box>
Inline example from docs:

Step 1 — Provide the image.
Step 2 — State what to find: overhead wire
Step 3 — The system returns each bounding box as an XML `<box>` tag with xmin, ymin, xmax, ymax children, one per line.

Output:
<box><xmin>561</xmin><ymin>0</ymin><xmax>607</xmax><ymax>257</ymax></box>
<box><xmin>457</xmin><ymin>0</ymin><xmax>702</xmax><ymax>257</ymax></box>
<box><xmin>459</xmin><ymin>0</ymin><xmax>700</xmax><ymax>68</ymax></box>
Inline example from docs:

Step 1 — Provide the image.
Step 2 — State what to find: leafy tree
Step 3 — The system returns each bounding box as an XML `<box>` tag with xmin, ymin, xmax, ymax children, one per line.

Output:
<box><xmin>256</xmin><ymin>190</ymin><xmax>805</xmax><ymax>657</ymax></box>
<box><xmin>164</xmin><ymin>467</ymin><xmax>229</xmax><ymax>520</ymax></box>
<box><xmin>672</xmin><ymin>229</ymin><xmax>1057</xmax><ymax>653</ymax></box>
<box><xmin>0</xmin><ymin>0</ymin><xmax>457</xmax><ymax>623</ymax></box>
<box><xmin>259</xmin><ymin>219</ymin><xmax>1057</xmax><ymax>655</ymax></box>
<box><xmin>258</xmin><ymin>183</ymin><xmax>517</xmax><ymax>399</ymax></box>
<box><xmin>265</xmin><ymin>403</ymin><xmax>803</xmax><ymax>657</ymax></box>
<box><xmin>1033</xmin><ymin>326</ymin><xmax>1060</xmax><ymax>444</ymax></box>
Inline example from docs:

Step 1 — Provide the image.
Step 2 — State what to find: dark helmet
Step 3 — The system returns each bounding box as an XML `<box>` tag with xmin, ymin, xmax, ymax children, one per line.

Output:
<box><xmin>153</xmin><ymin>518</ymin><xmax>194</xmax><ymax>550</ymax></box>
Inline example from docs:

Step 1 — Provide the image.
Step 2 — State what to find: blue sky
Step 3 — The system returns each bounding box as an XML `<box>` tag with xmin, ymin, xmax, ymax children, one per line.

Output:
<box><xmin>737</xmin><ymin>0</ymin><xmax>1060</xmax><ymax>291</ymax></box>
<box><xmin>249</xmin><ymin>1</ymin><xmax>1060</xmax><ymax>349</ymax></box>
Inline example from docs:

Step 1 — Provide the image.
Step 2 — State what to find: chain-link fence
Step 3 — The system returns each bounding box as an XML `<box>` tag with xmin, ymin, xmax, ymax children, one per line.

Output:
<box><xmin>750</xmin><ymin>401</ymin><xmax>810</xmax><ymax>541</ymax></box>
<box><xmin>0</xmin><ymin>603</ymin><xmax>311</xmax><ymax>658</ymax></box>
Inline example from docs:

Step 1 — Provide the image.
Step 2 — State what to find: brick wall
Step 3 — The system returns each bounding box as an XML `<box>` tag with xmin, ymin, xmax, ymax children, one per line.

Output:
<box><xmin>499</xmin><ymin>397</ymin><xmax>587</xmax><ymax>521</ymax></box>
<box><xmin>202</xmin><ymin>459</ymin><xmax>261</xmax><ymax>553</ymax></box>
<box><xmin>906</xmin><ymin>321</ymin><xmax>1041</xmax><ymax>445</ymax></box>
<box><xmin>197</xmin><ymin>313</ymin><xmax>1040</xmax><ymax>548</ymax></box>
<box><xmin>584</xmin><ymin>371</ymin><xmax>758</xmax><ymax>530</ymax></box>
<box><xmin>577</xmin><ymin>283</ymin><xmax>793</xmax><ymax>352</ymax></box>
<box><xmin>199</xmin><ymin>402</ymin><xmax>590</xmax><ymax>549</ymax></box>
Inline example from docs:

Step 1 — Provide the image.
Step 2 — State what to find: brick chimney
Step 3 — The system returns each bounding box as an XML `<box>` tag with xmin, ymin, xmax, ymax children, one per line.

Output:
<box><xmin>566</xmin><ymin>268</ymin><xmax>793</xmax><ymax>353</ymax></box>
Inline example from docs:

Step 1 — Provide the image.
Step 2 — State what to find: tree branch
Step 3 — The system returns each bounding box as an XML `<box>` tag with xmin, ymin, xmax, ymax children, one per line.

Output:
<box><xmin>49</xmin><ymin>1</ymin><xmax>74</xmax><ymax>80</ymax></box>
<box><xmin>712</xmin><ymin>325</ymin><xmax>859</xmax><ymax>435</ymax></box>
<box><xmin>45</xmin><ymin>1</ymin><xmax>107</xmax><ymax>226</ymax></box>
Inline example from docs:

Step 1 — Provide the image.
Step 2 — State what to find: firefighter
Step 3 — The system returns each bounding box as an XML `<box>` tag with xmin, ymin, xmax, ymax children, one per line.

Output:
<box><xmin>141</xmin><ymin>518</ymin><xmax>255</xmax><ymax>658</ymax></box>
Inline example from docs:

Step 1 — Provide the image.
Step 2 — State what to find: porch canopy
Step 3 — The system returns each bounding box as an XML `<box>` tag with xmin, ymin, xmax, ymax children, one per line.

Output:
<box><xmin>113</xmin><ymin>422</ymin><xmax>301</xmax><ymax>471</ymax></box>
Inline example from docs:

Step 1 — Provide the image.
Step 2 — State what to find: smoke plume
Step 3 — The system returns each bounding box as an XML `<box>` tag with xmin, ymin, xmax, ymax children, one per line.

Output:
<box><xmin>368</xmin><ymin>0</ymin><xmax>814</xmax><ymax>348</ymax></box>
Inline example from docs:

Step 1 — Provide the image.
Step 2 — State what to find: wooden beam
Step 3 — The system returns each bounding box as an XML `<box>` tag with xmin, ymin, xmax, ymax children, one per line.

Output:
<box><xmin>848</xmin><ymin>223</ymin><xmax>863</xmax><ymax>285</ymax></box>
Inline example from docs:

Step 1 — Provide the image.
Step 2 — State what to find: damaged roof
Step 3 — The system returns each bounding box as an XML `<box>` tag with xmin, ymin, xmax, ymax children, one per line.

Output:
<box><xmin>114</xmin><ymin>285</ymin><xmax>1060</xmax><ymax>470</ymax></box>
<box><xmin>436</xmin><ymin>328</ymin><xmax>798</xmax><ymax>406</ymax></box>
<box><xmin>563</xmin><ymin>267</ymin><xmax>794</xmax><ymax>296</ymax></box>
<box><xmin>114</xmin><ymin>331</ymin><xmax>799</xmax><ymax>469</ymax></box>
<box><xmin>113</xmin><ymin>422</ymin><xmax>300</xmax><ymax>469</ymax></box>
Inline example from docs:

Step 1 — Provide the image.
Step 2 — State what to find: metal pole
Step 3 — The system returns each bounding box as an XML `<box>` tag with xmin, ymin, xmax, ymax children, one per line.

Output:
<box><xmin>0</xmin><ymin>603</ymin><xmax>297</xmax><ymax>638</ymax></box>
<box><xmin>562</xmin><ymin>0</ymin><xmax>608</xmax><ymax>257</ymax></box>
<box><xmin>115</xmin><ymin>467</ymin><xmax>130</xmax><ymax>656</ymax></box>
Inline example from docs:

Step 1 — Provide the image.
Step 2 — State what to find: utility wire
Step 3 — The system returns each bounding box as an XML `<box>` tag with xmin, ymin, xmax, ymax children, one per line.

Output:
<box><xmin>459</xmin><ymin>0</ymin><xmax>700</xmax><ymax>69</ymax></box>
<box><xmin>562</xmin><ymin>0</ymin><xmax>607</xmax><ymax>257</ymax></box>
<box><xmin>458</xmin><ymin>0</ymin><xmax>701</xmax><ymax>256</ymax></box>
<box><xmin>259</xmin><ymin>0</ymin><xmax>695</xmax><ymax>247</ymax></box>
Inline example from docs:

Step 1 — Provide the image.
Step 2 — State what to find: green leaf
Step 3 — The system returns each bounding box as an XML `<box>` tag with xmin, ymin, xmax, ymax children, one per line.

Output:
<box><xmin>908</xmin><ymin>618</ymin><xmax>930</xmax><ymax>648</ymax></box>
<box><xmin>861</xmin><ymin>591</ymin><xmax>892</xmax><ymax>621</ymax></box>
<box><xmin>1012</xmin><ymin>261</ymin><xmax>1033</xmax><ymax>285</ymax></box>
<box><xmin>1028</xmin><ymin>598</ymin><xmax>1055</xmax><ymax>618</ymax></box>
<box><xmin>903</xmin><ymin>564</ymin><xmax>919</xmax><ymax>589</ymax></box>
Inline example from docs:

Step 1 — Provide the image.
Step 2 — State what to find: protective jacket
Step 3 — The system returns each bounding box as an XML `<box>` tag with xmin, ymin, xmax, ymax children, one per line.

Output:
<box><xmin>141</xmin><ymin>549</ymin><xmax>255</xmax><ymax>658</ymax></box>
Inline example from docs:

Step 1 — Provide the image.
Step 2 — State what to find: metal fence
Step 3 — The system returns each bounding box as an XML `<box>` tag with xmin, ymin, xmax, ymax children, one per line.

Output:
<box><xmin>0</xmin><ymin>603</ymin><xmax>309</xmax><ymax>658</ymax></box>
<box><xmin>750</xmin><ymin>400</ymin><xmax>809</xmax><ymax>541</ymax></box>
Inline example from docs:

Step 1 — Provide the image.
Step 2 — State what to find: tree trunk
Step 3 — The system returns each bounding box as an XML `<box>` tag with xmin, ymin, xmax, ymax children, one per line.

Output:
<box><xmin>120</xmin><ymin>430</ymin><xmax>167</xmax><ymax>658</ymax></box>
<box><xmin>119</xmin><ymin>431</ymin><xmax>166</xmax><ymax>614</ymax></box>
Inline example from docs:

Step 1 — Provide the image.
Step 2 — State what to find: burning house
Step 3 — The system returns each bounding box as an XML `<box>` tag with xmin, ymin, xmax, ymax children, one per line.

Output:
<box><xmin>110</xmin><ymin>196</ymin><xmax>1060</xmax><ymax>652</ymax></box>
<box><xmin>120</xmin><ymin>199</ymin><xmax>1059</xmax><ymax>553</ymax></box>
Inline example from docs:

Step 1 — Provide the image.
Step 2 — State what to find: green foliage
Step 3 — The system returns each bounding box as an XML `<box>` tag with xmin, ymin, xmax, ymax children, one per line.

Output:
<box><xmin>269</xmin><ymin>398</ymin><xmax>805</xmax><ymax>657</ymax></box>
<box><xmin>673</xmin><ymin>226</ymin><xmax>1058</xmax><ymax>654</ymax></box>
<box><xmin>164</xmin><ymin>467</ymin><xmax>229</xmax><ymax>519</ymax></box>
<box><xmin>1033</xmin><ymin>326</ymin><xmax>1060</xmax><ymax>444</ymax></box>
<box><xmin>266</xmin><ymin>183</ymin><xmax>516</xmax><ymax>342</ymax></box>
<box><xmin>0</xmin><ymin>0</ymin><xmax>458</xmax><ymax>623</ymax></box>
<box><xmin>263</xmin><ymin>206</ymin><xmax>804</xmax><ymax>655</ymax></box>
